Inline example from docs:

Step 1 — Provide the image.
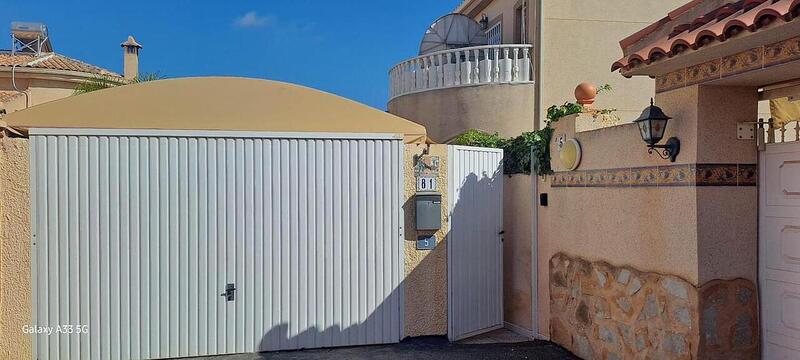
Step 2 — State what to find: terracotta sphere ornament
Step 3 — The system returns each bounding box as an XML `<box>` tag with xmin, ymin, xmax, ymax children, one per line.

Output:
<box><xmin>574</xmin><ymin>82</ymin><xmax>597</xmax><ymax>106</ymax></box>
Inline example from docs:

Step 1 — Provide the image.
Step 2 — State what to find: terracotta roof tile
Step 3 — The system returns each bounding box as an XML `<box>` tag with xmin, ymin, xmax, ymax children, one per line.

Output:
<box><xmin>0</xmin><ymin>90</ymin><xmax>24</xmax><ymax>103</ymax></box>
<box><xmin>0</xmin><ymin>52</ymin><xmax>119</xmax><ymax>77</ymax></box>
<box><xmin>612</xmin><ymin>0</ymin><xmax>800</xmax><ymax>73</ymax></box>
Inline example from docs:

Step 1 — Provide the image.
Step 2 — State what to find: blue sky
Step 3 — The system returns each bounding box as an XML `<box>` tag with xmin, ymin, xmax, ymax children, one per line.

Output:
<box><xmin>2</xmin><ymin>0</ymin><xmax>460</xmax><ymax>109</ymax></box>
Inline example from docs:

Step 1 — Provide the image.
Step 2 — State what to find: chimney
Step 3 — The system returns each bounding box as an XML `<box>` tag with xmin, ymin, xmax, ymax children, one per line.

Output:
<box><xmin>120</xmin><ymin>35</ymin><xmax>142</xmax><ymax>80</ymax></box>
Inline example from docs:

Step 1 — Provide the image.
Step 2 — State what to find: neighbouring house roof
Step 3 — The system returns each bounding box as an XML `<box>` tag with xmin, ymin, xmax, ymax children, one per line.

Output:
<box><xmin>0</xmin><ymin>51</ymin><xmax>120</xmax><ymax>77</ymax></box>
<box><xmin>612</xmin><ymin>0</ymin><xmax>800</xmax><ymax>76</ymax></box>
<box><xmin>3</xmin><ymin>77</ymin><xmax>429</xmax><ymax>144</ymax></box>
<box><xmin>0</xmin><ymin>90</ymin><xmax>24</xmax><ymax>103</ymax></box>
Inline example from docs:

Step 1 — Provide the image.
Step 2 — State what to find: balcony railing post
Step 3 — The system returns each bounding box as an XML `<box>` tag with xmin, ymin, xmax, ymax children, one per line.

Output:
<box><xmin>415</xmin><ymin>58</ymin><xmax>422</xmax><ymax>91</ymax></box>
<box><xmin>455</xmin><ymin>50</ymin><xmax>462</xmax><ymax>86</ymax></box>
<box><xmin>522</xmin><ymin>47</ymin><xmax>530</xmax><ymax>81</ymax></box>
<box><xmin>502</xmin><ymin>47</ymin><xmax>511</xmax><ymax>82</ymax></box>
<box><xmin>461</xmin><ymin>50</ymin><xmax>467</xmax><ymax>85</ymax></box>
<box><xmin>472</xmin><ymin>49</ymin><xmax>480</xmax><ymax>84</ymax></box>
<box><xmin>795</xmin><ymin>120</ymin><xmax>800</xmax><ymax>142</ymax></box>
<box><xmin>512</xmin><ymin>47</ymin><xmax>520</xmax><ymax>81</ymax></box>
<box><xmin>390</xmin><ymin>68</ymin><xmax>395</xmax><ymax>98</ymax></box>
<box><xmin>493</xmin><ymin>48</ymin><xmax>500</xmax><ymax>82</ymax></box>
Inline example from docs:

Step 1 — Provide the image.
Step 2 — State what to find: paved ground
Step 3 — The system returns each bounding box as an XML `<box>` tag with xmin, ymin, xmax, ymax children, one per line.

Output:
<box><xmin>184</xmin><ymin>334</ymin><xmax>579</xmax><ymax>360</ymax></box>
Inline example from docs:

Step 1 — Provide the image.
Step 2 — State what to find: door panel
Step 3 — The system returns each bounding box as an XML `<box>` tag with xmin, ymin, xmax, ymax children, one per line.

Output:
<box><xmin>760</xmin><ymin>141</ymin><xmax>800</xmax><ymax>359</ymax></box>
<box><xmin>447</xmin><ymin>145</ymin><xmax>504</xmax><ymax>341</ymax></box>
<box><xmin>30</xmin><ymin>130</ymin><xmax>404</xmax><ymax>360</ymax></box>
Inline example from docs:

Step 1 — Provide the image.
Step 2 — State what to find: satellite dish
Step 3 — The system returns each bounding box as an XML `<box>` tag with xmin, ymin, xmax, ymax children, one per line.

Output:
<box><xmin>419</xmin><ymin>14</ymin><xmax>488</xmax><ymax>56</ymax></box>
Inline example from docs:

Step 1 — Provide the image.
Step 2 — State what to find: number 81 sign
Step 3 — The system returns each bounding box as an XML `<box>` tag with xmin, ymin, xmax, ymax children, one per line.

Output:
<box><xmin>416</xmin><ymin>176</ymin><xmax>437</xmax><ymax>191</ymax></box>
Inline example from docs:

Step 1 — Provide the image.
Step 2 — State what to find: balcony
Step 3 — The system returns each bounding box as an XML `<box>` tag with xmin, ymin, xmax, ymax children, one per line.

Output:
<box><xmin>388</xmin><ymin>44</ymin><xmax>534</xmax><ymax>100</ymax></box>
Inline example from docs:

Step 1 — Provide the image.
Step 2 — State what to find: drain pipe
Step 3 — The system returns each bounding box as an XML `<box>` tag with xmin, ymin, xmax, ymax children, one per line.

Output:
<box><xmin>11</xmin><ymin>64</ymin><xmax>30</xmax><ymax>109</ymax></box>
<box><xmin>531</xmin><ymin>0</ymin><xmax>544</xmax><ymax>341</ymax></box>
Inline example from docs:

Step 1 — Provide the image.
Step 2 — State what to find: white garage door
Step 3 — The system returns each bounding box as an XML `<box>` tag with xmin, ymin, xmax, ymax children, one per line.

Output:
<box><xmin>759</xmin><ymin>139</ymin><xmax>800</xmax><ymax>359</ymax></box>
<box><xmin>29</xmin><ymin>129</ymin><xmax>405</xmax><ymax>360</ymax></box>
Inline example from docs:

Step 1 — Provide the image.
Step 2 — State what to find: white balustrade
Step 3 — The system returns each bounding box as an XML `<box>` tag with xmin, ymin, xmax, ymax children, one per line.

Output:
<box><xmin>388</xmin><ymin>44</ymin><xmax>534</xmax><ymax>100</ymax></box>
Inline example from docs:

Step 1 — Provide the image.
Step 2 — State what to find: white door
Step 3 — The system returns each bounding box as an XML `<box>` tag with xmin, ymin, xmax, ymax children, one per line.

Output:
<box><xmin>447</xmin><ymin>145</ymin><xmax>503</xmax><ymax>341</ymax></box>
<box><xmin>759</xmin><ymin>140</ymin><xmax>800</xmax><ymax>359</ymax></box>
<box><xmin>29</xmin><ymin>129</ymin><xmax>405</xmax><ymax>360</ymax></box>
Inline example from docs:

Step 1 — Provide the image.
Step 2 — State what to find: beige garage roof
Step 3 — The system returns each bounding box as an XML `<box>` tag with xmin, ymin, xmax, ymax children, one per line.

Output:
<box><xmin>4</xmin><ymin>77</ymin><xmax>427</xmax><ymax>143</ymax></box>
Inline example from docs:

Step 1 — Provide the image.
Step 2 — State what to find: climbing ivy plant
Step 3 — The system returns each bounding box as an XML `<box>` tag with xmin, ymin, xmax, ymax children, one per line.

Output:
<box><xmin>451</xmin><ymin>84</ymin><xmax>617</xmax><ymax>176</ymax></box>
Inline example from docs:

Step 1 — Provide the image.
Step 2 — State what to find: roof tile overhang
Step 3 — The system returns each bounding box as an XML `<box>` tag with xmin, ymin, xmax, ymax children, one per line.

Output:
<box><xmin>0</xmin><ymin>52</ymin><xmax>120</xmax><ymax>77</ymax></box>
<box><xmin>612</xmin><ymin>0</ymin><xmax>800</xmax><ymax>77</ymax></box>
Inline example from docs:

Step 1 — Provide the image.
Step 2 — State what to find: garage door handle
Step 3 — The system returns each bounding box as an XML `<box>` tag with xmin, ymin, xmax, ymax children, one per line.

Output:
<box><xmin>221</xmin><ymin>283</ymin><xmax>236</xmax><ymax>301</ymax></box>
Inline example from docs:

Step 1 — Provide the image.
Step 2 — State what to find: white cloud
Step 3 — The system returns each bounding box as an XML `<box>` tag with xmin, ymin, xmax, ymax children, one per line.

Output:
<box><xmin>234</xmin><ymin>11</ymin><xmax>273</xmax><ymax>28</ymax></box>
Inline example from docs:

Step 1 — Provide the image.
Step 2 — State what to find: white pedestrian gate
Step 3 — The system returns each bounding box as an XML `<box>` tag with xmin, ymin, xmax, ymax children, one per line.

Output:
<box><xmin>29</xmin><ymin>129</ymin><xmax>405</xmax><ymax>360</ymax></box>
<box><xmin>447</xmin><ymin>145</ymin><xmax>503</xmax><ymax>341</ymax></box>
<box><xmin>759</xmin><ymin>135</ymin><xmax>800</xmax><ymax>359</ymax></box>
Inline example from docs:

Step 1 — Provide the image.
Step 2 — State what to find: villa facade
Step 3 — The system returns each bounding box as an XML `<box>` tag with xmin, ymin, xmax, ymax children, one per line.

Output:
<box><xmin>386</xmin><ymin>0</ymin><xmax>689</xmax><ymax>340</ymax></box>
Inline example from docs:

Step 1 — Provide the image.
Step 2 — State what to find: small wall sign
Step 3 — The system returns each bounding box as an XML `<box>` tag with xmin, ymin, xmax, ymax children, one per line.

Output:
<box><xmin>557</xmin><ymin>137</ymin><xmax>582</xmax><ymax>171</ymax></box>
<box><xmin>416</xmin><ymin>176</ymin><xmax>438</xmax><ymax>191</ymax></box>
<box><xmin>414</xmin><ymin>155</ymin><xmax>440</xmax><ymax>177</ymax></box>
<box><xmin>416</xmin><ymin>235</ymin><xmax>436</xmax><ymax>250</ymax></box>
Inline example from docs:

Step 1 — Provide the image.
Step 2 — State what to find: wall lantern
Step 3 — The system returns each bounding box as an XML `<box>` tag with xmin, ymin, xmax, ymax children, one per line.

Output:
<box><xmin>633</xmin><ymin>98</ymin><xmax>680</xmax><ymax>162</ymax></box>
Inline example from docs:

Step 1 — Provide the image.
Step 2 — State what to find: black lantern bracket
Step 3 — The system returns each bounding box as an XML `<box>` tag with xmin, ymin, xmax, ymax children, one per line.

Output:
<box><xmin>634</xmin><ymin>98</ymin><xmax>681</xmax><ymax>162</ymax></box>
<box><xmin>647</xmin><ymin>137</ymin><xmax>680</xmax><ymax>162</ymax></box>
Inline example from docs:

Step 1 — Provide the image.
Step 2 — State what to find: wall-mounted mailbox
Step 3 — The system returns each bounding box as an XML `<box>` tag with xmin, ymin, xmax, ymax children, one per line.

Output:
<box><xmin>415</xmin><ymin>192</ymin><xmax>441</xmax><ymax>230</ymax></box>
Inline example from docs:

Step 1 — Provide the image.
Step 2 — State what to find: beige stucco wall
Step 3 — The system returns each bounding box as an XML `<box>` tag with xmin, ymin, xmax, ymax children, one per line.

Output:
<box><xmin>0</xmin><ymin>137</ymin><xmax>32</xmax><ymax>359</ymax></box>
<box><xmin>537</xmin><ymin>84</ymin><xmax>760</xmax><ymax>337</ymax></box>
<box><xmin>538</xmin><ymin>0</ymin><xmax>688</xmax><ymax>124</ymax></box>
<box><xmin>537</xmin><ymin>114</ymin><xmax>701</xmax><ymax>335</ymax></box>
<box><xmin>455</xmin><ymin>0</ymin><xmax>687</xmax><ymax>126</ymax></box>
<box><xmin>0</xmin><ymin>76</ymin><xmax>82</xmax><ymax>113</ymax></box>
<box><xmin>465</xmin><ymin>0</ymin><xmax>533</xmax><ymax>44</ymax></box>
<box><xmin>389</xmin><ymin>84</ymin><xmax>537</xmax><ymax>333</ymax></box>
<box><xmin>388</xmin><ymin>83</ymin><xmax>535</xmax><ymax>143</ymax></box>
<box><xmin>502</xmin><ymin>175</ymin><xmax>532</xmax><ymax>330</ymax></box>
<box><xmin>403</xmin><ymin>143</ymin><xmax>449</xmax><ymax>337</ymax></box>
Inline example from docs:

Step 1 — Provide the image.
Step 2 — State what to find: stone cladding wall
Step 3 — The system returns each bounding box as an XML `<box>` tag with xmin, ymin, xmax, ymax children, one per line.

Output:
<box><xmin>549</xmin><ymin>253</ymin><xmax>758</xmax><ymax>359</ymax></box>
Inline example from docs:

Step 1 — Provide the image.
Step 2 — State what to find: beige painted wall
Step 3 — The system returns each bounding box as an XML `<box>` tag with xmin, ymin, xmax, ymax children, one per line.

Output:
<box><xmin>388</xmin><ymin>83</ymin><xmax>535</xmax><ymax>143</ymax></box>
<box><xmin>0</xmin><ymin>75</ymin><xmax>83</xmax><ymax>113</ymax></box>
<box><xmin>537</xmin><ymin>83</ymin><xmax>760</xmax><ymax>337</ymax></box>
<box><xmin>538</xmin><ymin>0</ymin><xmax>688</xmax><ymax>124</ymax></box>
<box><xmin>389</xmin><ymin>85</ymin><xmax>536</xmax><ymax>333</ymax></box>
<box><xmin>502</xmin><ymin>175</ymin><xmax>532</xmax><ymax>330</ymax></box>
<box><xmin>538</xmin><ymin>114</ymin><xmax>701</xmax><ymax>335</ymax></box>
<box><xmin>0</xmin><ymin>137</ymin><xmax>32</xmax><ymax>359</ymax></box>
<box><xmin>455</xmin><ymin>0</ymin><xmax>688</xmax><ymax>126</ymax></box>
<box><xmin>466</xmin><ymin>0</ymin><xmax>532</xmax><ymax>44</ymax></box>
<box><xmin>403</xmin><ymin>144</ymin><xmax>449</xmax><ymax>337</ymax></box>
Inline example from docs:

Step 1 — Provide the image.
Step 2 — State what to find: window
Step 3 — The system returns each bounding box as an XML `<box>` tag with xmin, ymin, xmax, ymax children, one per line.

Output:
<box><xmin>486</xmin><ymin>22</ymin><xmax>502</xmax><ymax>45</ymax></box>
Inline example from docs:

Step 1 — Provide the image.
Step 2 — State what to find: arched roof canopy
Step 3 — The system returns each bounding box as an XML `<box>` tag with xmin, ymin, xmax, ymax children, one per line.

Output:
<box><xmin>4</xmin><ymin>77</ymin><xmax>428</xmax><ymax>143</ymax></box>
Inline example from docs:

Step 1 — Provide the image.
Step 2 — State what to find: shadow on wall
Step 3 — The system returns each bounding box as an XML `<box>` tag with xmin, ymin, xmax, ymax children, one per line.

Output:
<box><xmin>251</xmin><ymin>163</ymin><xmax>503</xmax><ymax>355</ymax></box>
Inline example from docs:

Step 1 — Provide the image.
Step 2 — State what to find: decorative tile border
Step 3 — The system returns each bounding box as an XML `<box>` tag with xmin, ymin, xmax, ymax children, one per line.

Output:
<box><xmin>720</xmin><ymin>47</ymin><xmax>763</xmax><ymax>77</ymax></box>
<box><xmin>655</xmin><ymin>68</ymin><xmax>687</xmax><ymax>93</ymax></box>
<box><xmin>551</xmin><ymin>163</ymin><xmax>757</xmax><ymax>188</ymax></box>
<box><xmin>656</xmin><ymin>35</ymin><xmax>800</xmax><ymax>93</ymax></box>
<box><xmin>764</xmin><ymin>36</ymin><xmax>800</xmax><ymax>67</ymax></box>
<box><xmin>686</xmin><ymin>59</ymin><xmax>721</xmax><ymax>85</ymax></box>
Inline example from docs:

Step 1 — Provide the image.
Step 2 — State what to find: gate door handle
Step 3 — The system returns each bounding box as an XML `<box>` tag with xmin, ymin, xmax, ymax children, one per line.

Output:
<box><xmin>220</xmin><ymin>283</ymin><xmax>236</xmax><ymax>301</ymax></box>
